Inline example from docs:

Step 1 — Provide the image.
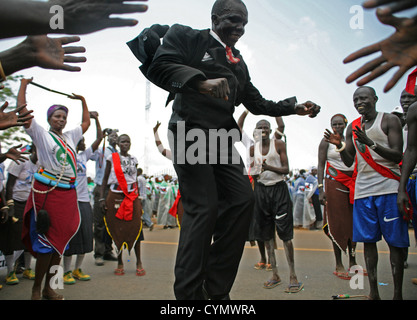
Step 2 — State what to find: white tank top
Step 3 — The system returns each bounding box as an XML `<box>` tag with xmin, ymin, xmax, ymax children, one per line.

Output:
<box><xmin>254</xmin><ymin>140</ymin><xmax>285</xmax><ymax>186</ymax></box>
<box><xmin>327</xmin><ymin>142</ymin><xmax>354</xmax><ymax>171</ymax></box>
<box><xmin>354</xmin><ymin>112</ymin><xmax>400</xmax><ymax>199</ymax></box>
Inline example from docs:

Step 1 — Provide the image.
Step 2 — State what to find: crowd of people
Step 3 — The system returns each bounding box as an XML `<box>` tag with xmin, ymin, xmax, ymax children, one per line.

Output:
<box><xmin>0</xmin><ymin>0</ymin><xmax>417</xmax><ymax>301</ymax></box>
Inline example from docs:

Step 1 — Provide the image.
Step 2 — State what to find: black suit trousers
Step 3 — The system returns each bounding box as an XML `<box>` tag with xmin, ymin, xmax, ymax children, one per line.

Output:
<box><xmin>172</xmin><ymin>155</ymin><xmax>254</xmax><ymax>299</ymax></box>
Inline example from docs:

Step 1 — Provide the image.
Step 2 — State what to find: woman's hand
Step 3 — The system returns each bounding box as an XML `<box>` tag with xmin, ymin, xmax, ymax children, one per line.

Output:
<box><xmin>324</xmin><ymin>129</ymin><xmax>343</xmax><ymax>147</ymax></box>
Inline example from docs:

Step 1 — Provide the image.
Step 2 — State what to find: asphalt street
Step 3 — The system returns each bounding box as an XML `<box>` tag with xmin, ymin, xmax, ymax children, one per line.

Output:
<box><xmin>0</xmin><ymin>225</ymin><xmax>416</xmax><ymax>304</ymax></box>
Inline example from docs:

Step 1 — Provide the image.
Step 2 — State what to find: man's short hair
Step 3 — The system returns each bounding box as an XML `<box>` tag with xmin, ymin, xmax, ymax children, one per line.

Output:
<box><xmin>357</xmin><ymin>86</ymin><xmax>377</xmax><ymax>97</ymax></box>
<box><xmin>256</xmin><ymin>119</ymin><xmax>271</xmax><ymax>128</ymax></box>
<box><xmin>117</xmin><ymin>134</ymin><xmax>130</xmax><ymax>143</ymax></box>
<box><xmin>211</xmin><ymin>0</ymin><xmax>247</xmax><ymax>16</ymax></box>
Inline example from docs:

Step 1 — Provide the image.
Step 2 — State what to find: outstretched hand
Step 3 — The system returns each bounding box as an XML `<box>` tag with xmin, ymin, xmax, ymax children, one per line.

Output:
<box><xmin>295</xmin><ymin>101</ymin><xmax>321</xmax><ymax>118</ymax></box>
<box><xmin>48</xmin><ymin>0</ymin><xmax>148</xmax><ymax>35</ymax></box>
<box><xmin>324</xmin><ymin>129</ymin><xmax>343</xmax><ymax>147</ymax></box>
<box><xmin>26</xmin><ymin>35</ymin><xmax>86</xmax><ymax>72</ymax></box>
<box><xmin>0</xmin><ymin>102</ymin><xmax>34</xmax><ymax>130</ymax></box>
<box><xmin>4</xmin><ymin>144</ymin><xmax>29</xmax><ymax>164</ymax></box>
<box><xmin>344</xmin><ymin>11</ymin><xmax>417</xmax><ymax>92</ymax></box>
<box><xmin>363</xmin><ymin>0</ymin><xmax>417</xmax><ymax>26</ymax></box>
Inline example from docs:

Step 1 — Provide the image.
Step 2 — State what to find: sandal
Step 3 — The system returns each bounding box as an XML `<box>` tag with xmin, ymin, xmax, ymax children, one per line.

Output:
<box><xmin>114</xmin><ymin>268</ymin><xmax>125</xmax><ymax>276</ymax></box>
<box><xmin>333</xmin><ymin>271</ymin><xmax>351</xmax><ymax>280</ymax></box>
<box><xmin>285</xmin><ymin>282</ymin><xmax>304</xmax><ymax>293</ymax></box>
<box><xmin>263</xmin><ymin>279</ymin><xmax>281</xmax><ymax>289</ymax></box>
<box><xmin>254</xmin><ymin>262</ymin><xmax>266</xmax><ymax>270</ymax></box>
<box><xmin>136</xmin><ymin>268</ymin><xmax>146</xmax><ymax>276</ymax></box>
<box><xmin>348</xmin><ymin>267</ymin><xmax>368</xmax><ymax>276</ymax></box>
<box><xmin>265</xmin><ymin>264</ymin><xmax>272</xmax><ymax>271</ymax></box>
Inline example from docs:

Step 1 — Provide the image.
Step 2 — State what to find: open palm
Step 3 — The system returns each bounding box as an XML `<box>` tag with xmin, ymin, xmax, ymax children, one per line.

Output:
<box><xmin>344</xmin><ymin>12</ymin><xmax>417</xmax><ymax>92</ymax></box>
<box><xmin>324</xmin><ymin>129</ymin><xmax>342</xmax><ymax>147</ymax></box>
<box><xmin>49</xmin><ymin>0</ymin><xmax>148</xmax><ymax>35</ymax></box>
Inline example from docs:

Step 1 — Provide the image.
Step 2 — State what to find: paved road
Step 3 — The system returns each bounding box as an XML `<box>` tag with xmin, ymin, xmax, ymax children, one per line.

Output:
<box><xmin>0</xmin><ymin>225</ymin><xmax>416</xmax><ymax>303</ymax></box>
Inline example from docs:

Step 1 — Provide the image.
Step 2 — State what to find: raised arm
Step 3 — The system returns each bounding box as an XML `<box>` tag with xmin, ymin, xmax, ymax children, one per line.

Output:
<box><xmin>16</xmin><ymin>78</ymin><xmax>35</xmax><ymax>129</ymax></box>
<box><xmin>89</xmin><ymin>111</ymin><xmax>103</xmax><ymax>152</ymax></box>
<box><xmin>324</xmin><ymin>124</ymin><xmax>356</xmax><ymax>168</ymax></box>
<box><xmin>274</xmin><ymin>117</ymin><xmax>285</xmax><ymax>140</ymax></box>
<box><xmin>248</xmin><ymin>144</ymin><xmax>259</xmax><ymax>178</ymax></box>
<box><xmin>153</xmin><ymin>121</ymin><xmax>172</xmax><ymax>160</ymax></box>
<box><xmin>237</xmin><ymin>109</ymin><xmax>249</xmax><ymax>131</ymax></box>
<box><xmin>69</xmin><ymin>94</ymin><xmax>90</xmax><ymax>133</ymax></box>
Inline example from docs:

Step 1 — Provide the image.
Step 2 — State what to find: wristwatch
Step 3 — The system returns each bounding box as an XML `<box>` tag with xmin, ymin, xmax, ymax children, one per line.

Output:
<box><xmin>369</xmin><ymin>141</ymin><xmax>377</xmax><ymax>150</ymax></box>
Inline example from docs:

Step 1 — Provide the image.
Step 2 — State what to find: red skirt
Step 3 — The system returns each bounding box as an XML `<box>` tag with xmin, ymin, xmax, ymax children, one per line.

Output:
<box><xmin>22</xmin><ymin>180</ymin><xmax>81</xmax><ymax>257</ymax></box>
<box><xmin>323</xmin><ymin>177</ymin><xmax>354</xmax><ymax>254</ymax></box>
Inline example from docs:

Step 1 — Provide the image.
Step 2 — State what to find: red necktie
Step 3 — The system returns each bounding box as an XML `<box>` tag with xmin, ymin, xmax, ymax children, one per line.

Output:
<box><xmin>406</xmin><ymin>67</ymin><xmax>417</xmax><ymax>95</ymax></box>
<box><xmin>226</xmin><ymin>46</ymin><xmax>240</xmax><ymax>64</ymax></box>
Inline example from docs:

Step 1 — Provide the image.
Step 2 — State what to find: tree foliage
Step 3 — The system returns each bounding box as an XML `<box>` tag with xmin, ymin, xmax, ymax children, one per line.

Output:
<box><xmin>0</xmin><ymin>75</ymin><xmax>31</xmax><ymax>150</ymax></box>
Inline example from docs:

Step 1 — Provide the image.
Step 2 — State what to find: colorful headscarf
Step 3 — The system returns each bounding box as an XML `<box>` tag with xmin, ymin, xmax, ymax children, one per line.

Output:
<box><xmin>47</xmin><ymin>104</ymin><xmax>68</xmax><ymax>120</ymax></box>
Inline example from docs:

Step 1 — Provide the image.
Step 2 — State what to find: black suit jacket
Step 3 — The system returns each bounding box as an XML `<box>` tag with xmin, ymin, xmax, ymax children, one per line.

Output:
<box><xmin>147</xmin><ymin>24</ymin><xmax>297</xmax><ymax>132</ymax></box>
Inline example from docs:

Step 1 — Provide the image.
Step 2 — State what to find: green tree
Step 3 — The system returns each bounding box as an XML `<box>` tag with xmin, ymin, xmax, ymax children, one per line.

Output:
<box><xmin>0</xmin><ymin>75</ymin><xmax>31</xmax><ymax>150</ymax></box>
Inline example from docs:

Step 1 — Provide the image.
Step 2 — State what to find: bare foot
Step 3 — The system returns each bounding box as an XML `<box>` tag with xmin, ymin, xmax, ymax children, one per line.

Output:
<box><xmin>42</xmin><ymin>287</ymin><xmax>64</xmax><ymax>300</ymax></box>
<box><xmin>31</xmin><ymin>288</ymin><xmax>41</xmax><ymax>300</ymax></box>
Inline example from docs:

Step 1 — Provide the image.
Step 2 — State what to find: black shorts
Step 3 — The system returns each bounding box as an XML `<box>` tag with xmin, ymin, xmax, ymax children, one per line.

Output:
<box><xmin>253</xmin><ymin>180</ymin><xmax>293</xmax><ymax>241</ymax></box>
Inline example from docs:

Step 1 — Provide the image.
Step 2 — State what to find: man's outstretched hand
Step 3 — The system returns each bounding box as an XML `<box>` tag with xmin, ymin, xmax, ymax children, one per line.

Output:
<box><xmin>49</xmin><ymin>0</ymin><xmax>149</xmax><ymax>35</ymax></box>
<box><xmin>363</xmin><ymin>0</ymin><xmax>417</xmax><ymax>26</ymax></box>
<box><xmin>295</xmin><ymin>101</ymin><xmax>321</xmax><ymax>118</ymax></box>
<box><xmin>344</xmin><ymin>10</ymin><xmax>417</xmax><ymax>92</ymax></box>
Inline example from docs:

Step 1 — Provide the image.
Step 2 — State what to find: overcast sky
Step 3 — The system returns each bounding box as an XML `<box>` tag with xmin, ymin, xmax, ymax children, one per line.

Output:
<box><xmin>1</xmin><ymin>0</ymin><xmax>415</xmax><ymax>177</ymax></box>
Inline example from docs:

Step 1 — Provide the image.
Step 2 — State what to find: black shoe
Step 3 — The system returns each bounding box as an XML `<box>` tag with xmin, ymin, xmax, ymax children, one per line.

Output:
<box><xmin>103</xmin><ymin>253</ymin><xmax>118</xmax><ymax>261</ymax></box>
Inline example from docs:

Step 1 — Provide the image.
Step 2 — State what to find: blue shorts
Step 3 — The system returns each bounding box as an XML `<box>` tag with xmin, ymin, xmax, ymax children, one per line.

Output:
<box><xmin>353</xmin><ymin>194</ymin><xmax>409</xmax><ymax>248</ymax></box>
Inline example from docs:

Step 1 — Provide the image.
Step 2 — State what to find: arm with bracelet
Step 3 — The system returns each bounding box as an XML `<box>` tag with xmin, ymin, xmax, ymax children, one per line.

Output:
<box><xmin>153</xmin><ymin>121</ymin><xmax>172</xmax><ymax>160</ymax></box>
<box><xmin>324</xmin><ymin>124</ymin><xmax>356</xmax><ymax>168</ymax></box>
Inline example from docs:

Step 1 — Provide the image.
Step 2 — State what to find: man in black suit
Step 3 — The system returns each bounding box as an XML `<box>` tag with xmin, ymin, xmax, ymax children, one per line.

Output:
<box><xmin>147</xmin><ymin>0</ymin><xmax>320</xmax><ymax>300</ymax></box>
